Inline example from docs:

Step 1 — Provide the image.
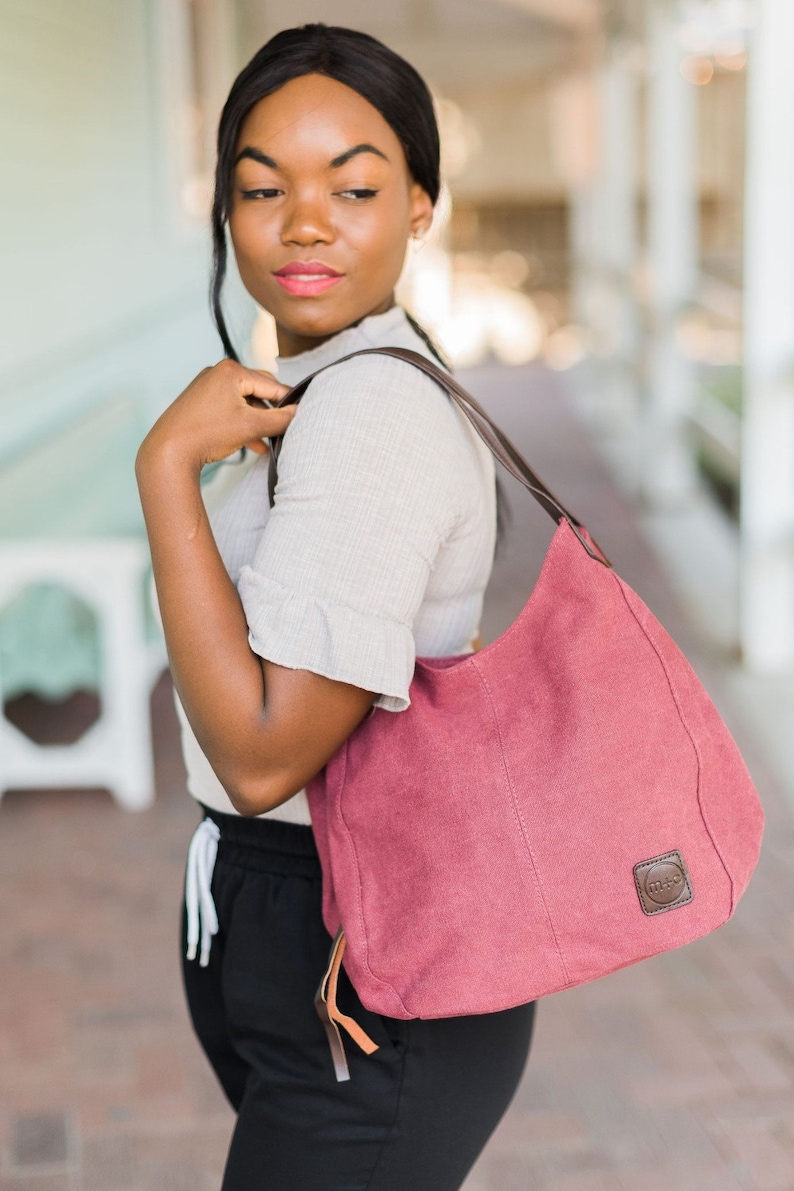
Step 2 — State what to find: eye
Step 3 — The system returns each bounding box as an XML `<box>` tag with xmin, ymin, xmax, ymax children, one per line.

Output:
<box><xmin>240</xmin><ymin>188</ymin><xmax>282</xmax><ymax>200</ymax></box>
<box><xmin>336</xmin><ymin>188</ymin><xmax>379</xmax><ymax>200</ymax></box>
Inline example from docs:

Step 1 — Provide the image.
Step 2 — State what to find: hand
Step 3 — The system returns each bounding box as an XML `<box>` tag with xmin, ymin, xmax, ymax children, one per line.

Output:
<box><xmin>137</xmin><ymin>358</ymin><xmax>296</xmax><ymax>475</ymax></box>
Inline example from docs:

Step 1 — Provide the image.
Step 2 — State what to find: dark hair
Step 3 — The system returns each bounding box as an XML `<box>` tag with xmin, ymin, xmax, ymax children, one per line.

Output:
<box><xmin>210</xmin><ymin>23</ymin><xmax>510</xmax><ymax>549</ymax></box>
<box><xmin>210</xmin><ymin>23</ymin><xmax>440</xmax><ymax>360</ymax></box>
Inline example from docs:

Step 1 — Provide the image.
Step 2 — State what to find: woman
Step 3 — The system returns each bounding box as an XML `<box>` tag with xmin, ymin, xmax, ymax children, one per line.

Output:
<box><xmin>136</xmin><ymin>24</ymin><xmax>535</xmax><ymax>1190</ymax></box>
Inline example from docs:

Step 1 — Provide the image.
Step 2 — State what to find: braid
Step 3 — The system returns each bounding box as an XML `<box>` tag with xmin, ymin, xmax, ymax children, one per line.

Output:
<box><xmin>210</xmin><ymin>228</ymin><xmax>239</xmax><ymax>363</ymax></box>
<box><xmin>403</xmin><ymin>309</ymin><xmax>451</xmax><ymax>371</ymax></box>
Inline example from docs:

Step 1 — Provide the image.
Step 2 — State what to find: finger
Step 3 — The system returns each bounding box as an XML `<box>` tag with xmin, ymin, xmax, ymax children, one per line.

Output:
<box><xmin>243</xmin><ymin>439</ymin><xmax>270</xmax><ymax>456</ymax></box>
<box><xmin>245</xmin><ymin>404</ymin><xmax>296</xmax><ymax>438</ymax></box>
<box><xmin>235</xmin><ymin>366</ymin><xmax>290</xmax><ymax>403</ymax></box>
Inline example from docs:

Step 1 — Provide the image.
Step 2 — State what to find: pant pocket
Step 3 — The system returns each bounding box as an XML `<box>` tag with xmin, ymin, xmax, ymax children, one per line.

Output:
<box><xmin>335</xmin><ymin>964</ymin><xmax>407</xmax><ymax>1059</ymax></box>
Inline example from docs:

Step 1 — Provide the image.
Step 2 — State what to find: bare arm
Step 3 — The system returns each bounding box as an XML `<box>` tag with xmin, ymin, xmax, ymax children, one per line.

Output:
<box><xmin>136</xmin><ymin>360</ymin><xmax>376</xmax><ymax>816</ymax></box>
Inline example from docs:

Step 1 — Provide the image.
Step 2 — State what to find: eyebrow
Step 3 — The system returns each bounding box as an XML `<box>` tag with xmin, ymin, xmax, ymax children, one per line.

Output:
<box><xmin>234</xmin><ymin>143</ymin><xmax>390</xmax><ymax>170</ymax></box>
<box><xmin>329</xmin><ymin>143</ymin><xmax>389</xmax><ymax>168</ymax></box>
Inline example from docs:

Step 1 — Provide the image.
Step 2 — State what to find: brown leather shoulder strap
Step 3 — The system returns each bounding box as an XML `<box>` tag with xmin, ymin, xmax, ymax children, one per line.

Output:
<box><xmin>266</xmin><ymin>346</ymin><xmax>609</xmax><ymax>565</ymax></box>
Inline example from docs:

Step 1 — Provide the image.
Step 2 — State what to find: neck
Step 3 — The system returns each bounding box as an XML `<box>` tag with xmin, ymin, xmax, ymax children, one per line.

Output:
<box><xmin>276</xmin><ymin>296</ymin><xmax>397</xmax><ymax>358</ymax></box>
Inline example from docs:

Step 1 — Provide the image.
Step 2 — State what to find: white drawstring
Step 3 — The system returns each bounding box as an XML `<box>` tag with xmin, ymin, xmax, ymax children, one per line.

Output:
<box><xmin>185</xmin><ymin>817</ymin><xmax>221</xmax><ymax>967</ymax></box>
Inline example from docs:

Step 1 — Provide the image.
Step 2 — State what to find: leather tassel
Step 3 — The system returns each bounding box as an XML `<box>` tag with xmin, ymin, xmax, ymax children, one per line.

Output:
<box><xmin>315</xmin><ymin>927</ymin><xmax>379</xmax><ymax>1082</ymax></box>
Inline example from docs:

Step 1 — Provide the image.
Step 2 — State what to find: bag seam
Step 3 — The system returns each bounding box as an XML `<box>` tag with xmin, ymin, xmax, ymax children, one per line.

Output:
<box><xmin>334</xmin><ymin>741</ymin><xmax>413</xmax><ymax>1017</ymax></box>
<box><xmin>472</xmin><ymin>658</ymin><xmax>571</xmax><ymax>987</ymax></box>
<box><xmin>613</xmin><ymin>575</ymin><xmax>736</xmax><ymax>915</ymax></box>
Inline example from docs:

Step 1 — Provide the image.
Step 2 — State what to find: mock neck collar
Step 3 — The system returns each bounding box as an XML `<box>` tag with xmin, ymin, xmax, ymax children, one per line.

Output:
<box><xmin>275</xmin><ymin>306</ymin><xmax>413</xmax><ymax>388</ymax></box>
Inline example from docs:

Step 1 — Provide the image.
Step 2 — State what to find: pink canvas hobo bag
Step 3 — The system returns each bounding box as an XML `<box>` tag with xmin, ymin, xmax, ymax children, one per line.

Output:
<box><xmin>267</xmin><ymin>347</ymin><xmax>764</xmax><ymax>1082</ymax></box>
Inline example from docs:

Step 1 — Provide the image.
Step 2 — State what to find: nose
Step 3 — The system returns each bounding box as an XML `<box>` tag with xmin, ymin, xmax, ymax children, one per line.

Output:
<box><xmin>280</xmin><ymin>193</ymin><xmax>334</xmax><ymax>247</ymax></box>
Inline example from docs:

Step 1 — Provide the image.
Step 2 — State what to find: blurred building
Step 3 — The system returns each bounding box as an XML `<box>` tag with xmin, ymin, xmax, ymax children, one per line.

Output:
<box><xmin>1</xmin><ymin>0</ymin><xmax>793</xmax><ymax>804</ymax></box>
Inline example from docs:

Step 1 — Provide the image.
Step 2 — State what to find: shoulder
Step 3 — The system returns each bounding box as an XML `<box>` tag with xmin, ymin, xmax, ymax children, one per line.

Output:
<box><xmin>273</xmin><ymin>351</ymin><xmax>469</xmax><ymax>533</ymax></box>
<box><xmin>284</xmin><ymin>351</ymin><xmax>460</xmax><ymax>458</ymax></box>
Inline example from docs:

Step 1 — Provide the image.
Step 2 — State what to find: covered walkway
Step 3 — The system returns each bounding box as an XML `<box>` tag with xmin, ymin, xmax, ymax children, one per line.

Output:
<box><xmin>1</xmin><ymin>360</ymin><xmax>792</xmax><ymax>1191</ymax></box>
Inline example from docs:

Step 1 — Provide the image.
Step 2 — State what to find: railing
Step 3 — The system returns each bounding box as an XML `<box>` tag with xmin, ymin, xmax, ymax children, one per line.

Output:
<box><xmin>684</xmin><ymin>274</ymin><xmax>743</xmax><ymax>511</ymax></box>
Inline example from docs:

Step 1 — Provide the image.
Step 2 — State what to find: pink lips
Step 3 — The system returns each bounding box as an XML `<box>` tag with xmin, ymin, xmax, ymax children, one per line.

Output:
<box><xmin>273</xmin><ymin>260</ymin><xmax>344</xmax><ymax>297</ymax></box>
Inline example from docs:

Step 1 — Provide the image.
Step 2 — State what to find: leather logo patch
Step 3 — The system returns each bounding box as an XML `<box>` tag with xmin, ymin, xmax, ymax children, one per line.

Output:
<box><xmin>634</xmin><ymin>850</ymin><xmax>693</xmax><ymax>916</ymax></box>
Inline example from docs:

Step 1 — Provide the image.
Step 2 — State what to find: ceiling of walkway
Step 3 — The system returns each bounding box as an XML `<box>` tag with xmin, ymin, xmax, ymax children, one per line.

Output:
<box><xmin>236</xmin><ymin>0</ymin><xmax>630</xmax><ymax>92</ymax></box>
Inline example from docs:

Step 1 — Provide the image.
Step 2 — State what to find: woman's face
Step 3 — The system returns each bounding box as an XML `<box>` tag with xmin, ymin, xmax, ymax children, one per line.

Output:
<box><xmin>229</xmin><ymin>73</ymin><xmax>434</xmax><ymax>357</ymax></box>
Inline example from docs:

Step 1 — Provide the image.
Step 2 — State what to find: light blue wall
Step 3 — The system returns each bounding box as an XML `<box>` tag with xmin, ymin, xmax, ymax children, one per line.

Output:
<box><xmin>0</xmin><ymin>0</ymin><xmax>223</xmax><ymax>461</ymax></box>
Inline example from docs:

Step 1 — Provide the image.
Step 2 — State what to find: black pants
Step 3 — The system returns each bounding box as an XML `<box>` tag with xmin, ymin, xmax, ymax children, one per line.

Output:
<box><xmin>182</xmin><ymin>807</ymin><xmax>536</xmax><ymax>1191</ymax></box>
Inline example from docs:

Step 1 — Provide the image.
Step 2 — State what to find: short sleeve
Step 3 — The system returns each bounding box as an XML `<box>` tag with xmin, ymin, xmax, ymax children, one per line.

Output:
<box><xmin>237</xmin><ymin>354</ymin><xmax>462</xmax><ymax>712</ymax></box>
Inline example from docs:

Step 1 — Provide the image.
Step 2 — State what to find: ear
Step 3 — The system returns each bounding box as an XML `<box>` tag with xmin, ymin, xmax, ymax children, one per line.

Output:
<box><xmin>408</xmin><ymin>182</ymin><xmax>434</xmax><ymax>239</ymax></box>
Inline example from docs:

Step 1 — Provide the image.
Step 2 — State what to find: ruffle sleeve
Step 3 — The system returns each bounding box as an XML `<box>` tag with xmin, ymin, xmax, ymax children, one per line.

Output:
<box><xmin>239</xmin><ymin>569</ymin><xmax>416</xmax><ymax>713</ymax></box>
<box><xmin>237</xmin><ymin>353</ymin><xmax>463</xmax><ymax>711</ymax></box>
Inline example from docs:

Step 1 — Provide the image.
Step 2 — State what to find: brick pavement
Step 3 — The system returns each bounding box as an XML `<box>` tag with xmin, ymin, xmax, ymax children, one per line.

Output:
<box><xmin>1</xmin><ymin>361</ymin><xmax>793</xmax><ymax>1191</ymax></box>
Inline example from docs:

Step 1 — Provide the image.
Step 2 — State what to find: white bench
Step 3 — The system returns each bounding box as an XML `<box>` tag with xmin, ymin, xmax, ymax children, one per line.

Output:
<box><xmin>0</xmin><ymin>394</ymin><xmax>165</xmax><ymax>810</ymax></box>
